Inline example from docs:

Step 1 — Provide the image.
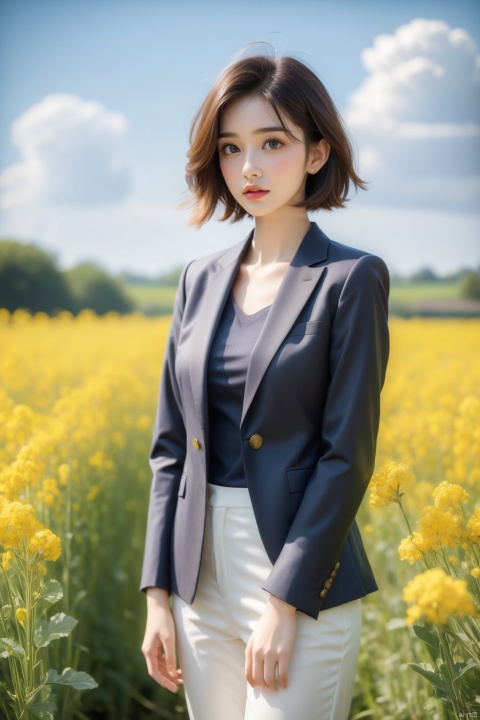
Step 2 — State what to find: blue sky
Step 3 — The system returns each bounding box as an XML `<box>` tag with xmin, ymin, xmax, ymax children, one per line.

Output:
<box><xmin>1</xmin><ymin>0</ymin><xmax>479</xmax><ymax>277</ymax></box>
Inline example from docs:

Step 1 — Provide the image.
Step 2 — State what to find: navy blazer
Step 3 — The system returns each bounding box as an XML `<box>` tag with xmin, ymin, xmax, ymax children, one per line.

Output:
<box><xmin>140</xmin><ymin>222</ymin><xmax>390</xmax><ymax>619</ymax></box>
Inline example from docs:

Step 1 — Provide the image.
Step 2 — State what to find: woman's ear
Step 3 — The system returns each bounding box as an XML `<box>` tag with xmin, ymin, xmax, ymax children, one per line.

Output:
<box><xmin>307</xmin><ymin>138</ymin><xmax>330</xmax><ymax>174</ymax></box>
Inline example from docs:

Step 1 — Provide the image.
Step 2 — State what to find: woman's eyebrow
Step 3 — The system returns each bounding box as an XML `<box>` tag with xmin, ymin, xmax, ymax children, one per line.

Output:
<box><xmin>218</xmin><ymin>126</ymin><xmax>286</xmax><ymax>139</ymax></box>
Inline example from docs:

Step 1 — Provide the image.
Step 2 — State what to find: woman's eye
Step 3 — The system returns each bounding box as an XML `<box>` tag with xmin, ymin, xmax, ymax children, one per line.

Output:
<box><xmin>265</xmin><ymin>139</ymin><xmax>283</xmax><ymax>150</ymax></box>
<box><xmin>221</xmin><ymin>144</ymin><xmax>239</xmax><ymax>155</ymax></box>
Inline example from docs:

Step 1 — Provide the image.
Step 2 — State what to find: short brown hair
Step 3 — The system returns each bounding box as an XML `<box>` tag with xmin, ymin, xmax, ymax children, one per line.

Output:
<box><xmin>184</xmin><ymin>54</ymin><xmax>366</xmax><ymax>227</ymax></box>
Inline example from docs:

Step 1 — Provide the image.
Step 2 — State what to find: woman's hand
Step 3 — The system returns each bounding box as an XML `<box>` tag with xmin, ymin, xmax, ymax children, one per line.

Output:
<box><xmin>245</xmin><ymin>594</ymin><xmax>297</xmax><ymax>691</ymax></box>
<box><xmin>141</xmin><ymin>588</ymin><xmax>183</xmax><ymax>693</ymax></box>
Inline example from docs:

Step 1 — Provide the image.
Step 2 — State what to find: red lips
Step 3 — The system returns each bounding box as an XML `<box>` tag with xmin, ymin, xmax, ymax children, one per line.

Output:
<box><xmin>243</xmin><ymin>184</ymin><xmax>268</xmax><ymax>194</ymax></box>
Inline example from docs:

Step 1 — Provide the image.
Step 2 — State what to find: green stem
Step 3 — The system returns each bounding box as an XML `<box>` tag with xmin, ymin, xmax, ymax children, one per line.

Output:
<box><xmin>65</xmin><ymin>459</ymin><xmax>72</xmax><ymax>610</ymax></box>
<box><xmin>1</xmin><ymin>557</ymin><xmax>28</xmax><ymax>707</ymax></box>
<box><xmin>460</xmin><ymin>506</ymin><xmax>480</xmax><ymax>566</ymax></box>
<box><xmin>24</xmin><ymin>562</ymin><xmax>34</xmax><ymax>698</ymax></box>
<box><xmin>446</xmin><ymin>620</ymin><xmax>480</xmax><ymax>664</ymax></box>
<box><xmin>455</xmin><ymin>614</ymin><xmax>480</xmax><ymax>646</ymax></box>
<box><xmin>397</xmin><ymin>493</ymin><xmax>414</xmax><ymax>536</ymax></box>
<box><xmin>439</xmin><ymin>546</ymin><xmax>459</xmax><ymax>578</ymax></box>
<box><xmin>438</xmin><ymin>627</ymin><xmax>466</xmax><ymax>716</ymax></box>
<box><xmin>469</xmin><ymin>540</ymin><xmax>480</xmax><ymax>568</ymax></box>
<box><xmin>0</xmin><ymin>689</ymin><xmax>15</xmax><ymax>720</ymax></box>
<box><xmin>64</xmin><ymin>456</ymin><xmax>73</xmax><ymax>671</ymax></box>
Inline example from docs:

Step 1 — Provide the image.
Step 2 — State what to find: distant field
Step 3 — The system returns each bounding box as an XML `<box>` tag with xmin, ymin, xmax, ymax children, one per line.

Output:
<box><xmin>389</xmin><ymin>281</ymin><xmax>460</xmax><ymax>303</ymax></box>
<box><xmin>122</xmin><ymin>280</ymin><xmax>465</xmax><ymax>316</ymax></box>
<box><xmin>122</xmin><ymin>283</ymin><xmax>177</xmax><ymax>313</ymax></box>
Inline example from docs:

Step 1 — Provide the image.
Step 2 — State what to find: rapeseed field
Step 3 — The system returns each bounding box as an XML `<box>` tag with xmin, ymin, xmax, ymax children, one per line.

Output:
<box><xmin>0</xmin><ymin>310</ymin><xmax>479</xmax><ymax>719</ymax></box>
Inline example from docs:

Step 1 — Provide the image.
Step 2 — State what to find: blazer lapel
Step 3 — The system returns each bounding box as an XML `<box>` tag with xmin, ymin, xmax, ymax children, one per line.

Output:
<box><xmin>241</xmin><ymin>223</ymin><xmax>330</xmax><ymax>425</ymax></box>
<box><xmin>188</xmin><ymin>229</ymin><xmax>254</xmax><ymax>451</ymax></box>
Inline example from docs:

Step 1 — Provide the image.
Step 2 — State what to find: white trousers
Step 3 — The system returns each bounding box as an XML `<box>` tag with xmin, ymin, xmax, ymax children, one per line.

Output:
<box><xmin>172</xmin><ymin>484</ymin><xmax>362</xmax><ymax>720</ymax></box>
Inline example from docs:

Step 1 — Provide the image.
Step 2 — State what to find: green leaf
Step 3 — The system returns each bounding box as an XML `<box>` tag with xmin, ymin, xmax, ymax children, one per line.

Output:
<box><xmin>47</xmin><ymin>667</ymin><xmax>98</xmax><ymax>690</ymax></box>
<box><xmin>412</xmin><ymin>624</ymin><xmax>440</xmax><ymax>658</ymax></box>
<box><xmin>1</xmin><ymin>604</ymin><xmax>12</xmax><ymax>620</ymax></box>
<box><xmin>37</xmin><ymin>580</ymin><xmax>63</xmax><ymax>605</ymax></box>
<box><xmin>0</xmin><ymin>637</ymin><xmax>25</xmax><ymax>658</ymax></box>
<box><xmin>408</xmin><ymin>662</ymin><xmax>448</xmax><ymax>693</ymax></box>
<box><xmin>445</xmin><ymin>628</ymin><xmax>480</xmax><ymax>658</ymax></box>
<box><xmin>28</xmin><ymin>697</ymin><xmax>57</xmax><ymax>719</ymax></box>
<box><xmin>28</xmin><ymin>688</ymin><xmax>57</xmax><ymax>720</ymax></box>
<box><xmin>34</xmin><ymin>613</ymin><xmax>78</xmax><ymax>648</ymax></box>
<box><xmin>453</xmin><ymin>658</ymin><xmax>478</xmax><ymax>681</ymax></box>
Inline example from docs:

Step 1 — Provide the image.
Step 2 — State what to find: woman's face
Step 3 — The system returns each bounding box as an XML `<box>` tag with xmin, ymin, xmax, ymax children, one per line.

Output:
<box><xmin>217</xmin><ymin>95</ymin><xmax>327</xmax><ymax>220</ymax></box>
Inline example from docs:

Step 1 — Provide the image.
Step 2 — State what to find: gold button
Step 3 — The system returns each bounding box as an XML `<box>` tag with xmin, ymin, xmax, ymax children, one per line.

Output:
<box><xmin>335</xmin><ymin>562</ymin><xmax>341</xmax><ymax>570</ymax></box>
<box><xmin>249</xmin><ymin>434</ymin><xmax>263</xmax><ymax>450</ymax></box>
<box><xmin>319</xmin><ymin>589</ymin><xmax>328</xmax><ymax>598</ymax></box>
<box><xmin>325</xmin><ymin>579</ymin><xmax>333</xmax><ymax>589</ymax></box>
<box><xmin>330</xmin><ymin>570</ymin><xmax>337</xmax><ymax>579</ymax></box>
<box><xmin>192</xmin><ymin>438</ymin><xmax>201</xmax><ymax>451</ymax></box>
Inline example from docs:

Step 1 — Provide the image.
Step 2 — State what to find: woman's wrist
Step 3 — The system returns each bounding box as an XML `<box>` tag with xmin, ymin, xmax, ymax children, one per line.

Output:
<box><xmin>267</xmin><ymin>593</ymin><xmax>297</xmax><ymax>615</ymax></box>
<box><xmin>146</xmin><ymin>587</ymin><xmax>170</xmax><ymax>606</ymax></box>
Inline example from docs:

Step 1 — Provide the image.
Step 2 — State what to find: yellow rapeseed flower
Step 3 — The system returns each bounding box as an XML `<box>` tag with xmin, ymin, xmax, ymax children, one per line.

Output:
<box><xmin>418</xmin><ymin>505</ymin><xmax>466</xmax><ymax>550</ymax></box>
<box><xmin>470</xmin><ymin>568</ymin><xmax>480</xmax><ymax>579</ymax></box>
<box><xmin>433</xmin><ymin>481</ymin><xmax>469</xmax><ymax>510</ymax></box>
<box><xmin>58</xmin><ymin>463</ymin><xmax>70</xmax><ymax>486</ymax></box>
<box><xmin>0</xmin><ymin>502</ymin><xmax>42</xmax><ymax>549</ymax></box>
<box><xmin>40</xmin><ymin>477</ymin><xmax>60</xmax><ymax>507</ymax></box>
<box><xmin>403</xmin><ymin>568</ymin><xmax>477</xmax><ymax>625</ymax></box>
<box><xmin>398</xmin><ymin>532</ymin><xmax>429</xmax><ymax>564</ymax></box>
<box><xmin>466</xmin><ymin>508</ymin><xmax>480</xmax><ymax>544</ymax></box>
<box><xmin>369</xmin><ymin>461</ymin><xmax>413</xmax><ymax>507</ymax></box>
<box><xmin>1</xmin><ymin>550</ymin><xmax>14</xmax><ymax>571</ymax></box>
<box><xmin>16</xmin><ymin>608</ymin><xmax>27</xmax><ymax>626</ymax></box>
<box><xmin>27</xmin><ymin>529</ymin><xmax>61</xmax><ymax>562</ymax></box>
<box><xmin>86</xmin><ymin>485</ymin><xmax>100</xmax><ymax>501</ymax></box>
<box><xmin>88</xmin><ymin>451</ymin><xmax>111</xmax><ymax>470</ymax></box>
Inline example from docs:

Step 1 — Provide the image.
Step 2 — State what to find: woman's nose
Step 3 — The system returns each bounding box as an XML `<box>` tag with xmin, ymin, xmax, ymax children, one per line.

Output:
<box><xmin>242</xmin><ymin>151</ymin><xmax>262</xmax><ymax>178</ymax></box>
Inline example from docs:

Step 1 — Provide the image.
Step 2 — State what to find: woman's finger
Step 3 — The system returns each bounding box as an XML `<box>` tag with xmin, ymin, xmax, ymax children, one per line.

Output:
<box><xmin>162</xmin><ymin>631</ymin><xmax>179</xmax><ymax>677</ymax></box>
<box><xmin>277</xmin><ymin>652</ymin><xmax>289</xmax><ymax>689</ymax></box>
<box><xmin>245</xmin><ymin>637</ymin><xmax>254</xmax><ymax>686</ymax></box>
<box><xmin>252</xmin><ymin>652</ymin><xmax>265</xmax><ymax>688</ymax></box>
<box><xmin>143</xmin><ymin>639</ymin><xmax>183</xmax><ymax>692</ymax></box>
<box><xmin>262</xmin><ymin>655</ymin><xmax>278</xmax><ymax>691</ymax></box>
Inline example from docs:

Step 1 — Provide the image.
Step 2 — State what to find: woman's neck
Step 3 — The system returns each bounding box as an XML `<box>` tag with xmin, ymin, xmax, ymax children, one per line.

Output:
<box><xmin>248</xmin><ymin>212</ymin><xmax>311</xmax><ymax>266</ymax></box>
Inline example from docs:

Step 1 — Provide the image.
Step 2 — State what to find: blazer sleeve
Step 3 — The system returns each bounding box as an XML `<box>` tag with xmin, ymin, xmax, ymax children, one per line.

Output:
<box><xmin>140</xmin><ymin>263</ymin><xmax>191</xmax><ymax>593</ymax></box>
<box><xmin>262</xmin><ymin>253</ymin><xmax>390</xmax><ymax>618</ymax></box>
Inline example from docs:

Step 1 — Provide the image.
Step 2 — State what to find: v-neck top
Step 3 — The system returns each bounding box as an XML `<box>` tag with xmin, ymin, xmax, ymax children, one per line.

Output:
<box><xmin>207</xmin><ymin>295</ymin><xmax>271</xmax><ymax>487</ymax></box>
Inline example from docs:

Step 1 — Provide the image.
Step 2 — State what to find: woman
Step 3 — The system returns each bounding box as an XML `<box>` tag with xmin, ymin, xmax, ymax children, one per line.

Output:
<box><xmin>141</xmin><ymin>52</ymin><xmax>390</xmax><ymax>720</ymax></box>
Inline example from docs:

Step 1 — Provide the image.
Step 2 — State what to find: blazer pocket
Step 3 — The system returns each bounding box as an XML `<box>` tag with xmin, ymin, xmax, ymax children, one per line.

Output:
<box><xmin>286</xmin><ymin>466</ymin><xmax>315</xmax><ymax>494</ymax></box>
<box><xmin>178</xmin><ymin>472</ymin><xmax>187</xmax><ymax>498</ymax></box>
<box><xmin>287</xmin><ymin>320</ymin><xmax>326</xmax><ymax>337</ymax></box>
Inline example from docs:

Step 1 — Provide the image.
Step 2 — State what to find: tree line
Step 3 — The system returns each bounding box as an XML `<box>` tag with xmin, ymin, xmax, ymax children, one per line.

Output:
<box><xmin>1</xmin><ymin>238</ymin><xmax>479</xmax><ymax>316</ymax></box>
<box><xmin>0</xmin><ymin>240</ymin><xmax>136</xmax><ymax>315</ymax></box>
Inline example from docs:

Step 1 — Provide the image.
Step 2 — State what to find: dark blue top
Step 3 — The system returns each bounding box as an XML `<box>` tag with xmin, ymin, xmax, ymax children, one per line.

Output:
<box><xmin>207</xmin><ymin>295</ymin><xmax>271</xmax><ymax>487</ymax></box>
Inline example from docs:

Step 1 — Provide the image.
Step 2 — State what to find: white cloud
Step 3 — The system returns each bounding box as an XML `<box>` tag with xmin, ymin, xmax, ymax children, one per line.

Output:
<box><xmin>346</xmin><ymin>18</ymin><xmax>480</xmax><ymax>211</ymax></box>
<box><xmin>0</xmin><ymin>94</ymin><xmax>130</xmax><ymax>208</ymax></box>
